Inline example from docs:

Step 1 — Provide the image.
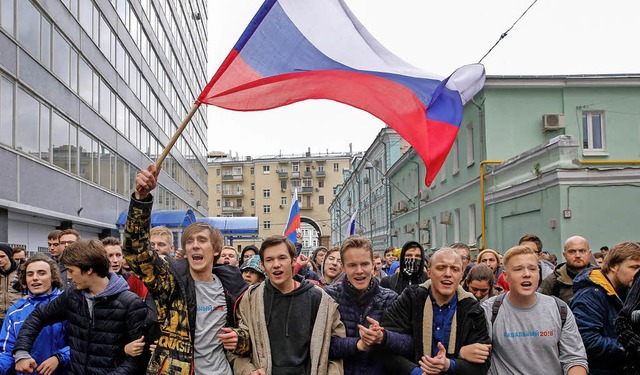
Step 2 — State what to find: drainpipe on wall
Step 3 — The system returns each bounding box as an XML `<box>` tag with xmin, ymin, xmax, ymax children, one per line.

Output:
<box><xmin>480</xmin><ymin>160</ymin><xmax>503</xmax><ymax>249</ymax></box>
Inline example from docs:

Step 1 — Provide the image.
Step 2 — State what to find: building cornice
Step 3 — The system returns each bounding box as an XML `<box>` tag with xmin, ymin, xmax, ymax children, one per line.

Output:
<box><xmin>485</xmin><ymin>167</ymin><xmax>640</xmax><ymax>205</ymax></box>
<box><xmin>485</xmin><ymin>75</ymin><xmax>640</xmax><ymax>88</ymax></box>
<box><xmin>0</xmin><ymin>198</ymin><xmax>118</xmax><ymax>229</ymax></box>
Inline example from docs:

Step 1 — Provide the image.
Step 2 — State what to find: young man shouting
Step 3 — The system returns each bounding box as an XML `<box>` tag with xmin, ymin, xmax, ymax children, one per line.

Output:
<box><xmin>125</xmin><ymin>165</ymin><xmax>247</xmax><ymax>374</ymax></box>
<box><xmin>483</xmin><ymin>245</ymin><xmax>588</xmax><ymax>375</ymax></box>
<box><xmin>229</xmin><ymin>235</ymin><xmax>345</xmax><ymax>375</ymax></box>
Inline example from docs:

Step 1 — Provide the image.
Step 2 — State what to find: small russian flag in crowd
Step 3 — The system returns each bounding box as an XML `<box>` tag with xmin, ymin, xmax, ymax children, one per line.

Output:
<box><xmin>198</xmin><ymin>0</ymin><xmax>486</xmax><ymax>186</ymax></box>
<box><xmin>348</xmin><ymin>210</ymin><xmax>358</xmax><ymax>237</ymax></box>
<box><xmin>283</xmin><ymin>189</ymin><xmax>300</xmax><ymax>243</ymax></box>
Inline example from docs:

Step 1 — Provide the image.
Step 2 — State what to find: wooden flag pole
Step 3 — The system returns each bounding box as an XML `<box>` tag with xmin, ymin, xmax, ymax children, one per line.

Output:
<box><xmin>154</xmin><ymin>102</ymin><xmax>201</xmax><ymax>169</ymax></box>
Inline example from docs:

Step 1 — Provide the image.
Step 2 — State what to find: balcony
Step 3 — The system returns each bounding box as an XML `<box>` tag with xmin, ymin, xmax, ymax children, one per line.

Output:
<box><xmin>301</xmin><ymin>186</ymin><xmax>314</xmax><ymax>194</ymax></box>
<box><xmin>278</xmin><ymin>172</ymin><xmax>288</xmax><ymax>179</ymax></box>
<box><xmin>222</xmin><ymin>174</ymin><xmax>244</xmax><ymax>181</ymax></box>
<box><xmin>316</xmin><ymin>170</ymin><xmax>325</xmax><ymax>177</ymax></box>
<box><xmin>222</xmin><ymin>206</ymin><xmax>244</xmax><ymax>214</ymax></box>
<box><xmin>304</xmin><ymin>171</ymin><xmax>313</xmax><ymax>177</ymax></box>
<box><xmin>222</xmin><ymin>191</ymin><xmax>244</xmax><ymax>198</ymax></box>
<box><xmin>291</xmin><ymin>171</ymin><xmax>300</xmax><ymax>178</ymax></box>
<box><xmin>300</xmin><ymin>203</ymin><xmax>314</xmax><ymax>210</ymax></box>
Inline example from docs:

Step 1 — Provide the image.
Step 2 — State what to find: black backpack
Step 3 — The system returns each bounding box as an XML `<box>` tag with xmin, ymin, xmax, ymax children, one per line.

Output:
<box><xmin>491</xmin><ymin>293</ymin><xmax>567</xmax><ymax>326</ymax></box>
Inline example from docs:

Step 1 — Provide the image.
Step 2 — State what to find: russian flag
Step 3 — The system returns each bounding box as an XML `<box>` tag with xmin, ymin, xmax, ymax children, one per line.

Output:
<box><xmin>198</xmin><ymin>0</ymin><xmax>485</xmax><ymax>186</ymax></box>
<box><xmin>348</xmin><ymin>210</ymin><xmax>358</xmax><ymax>237</ymax></box>
<box><xmin>283</xmin><ymin>189</ymin><xmax>300</xmax><ymax>243</ymax></box>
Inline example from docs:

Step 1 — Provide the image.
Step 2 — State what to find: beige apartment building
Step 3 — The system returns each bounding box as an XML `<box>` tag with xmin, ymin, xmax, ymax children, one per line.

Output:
<box><xmin>208</xmin><ymin>151</ymin><xmax>354</xmax><ymax>254</ymax></box>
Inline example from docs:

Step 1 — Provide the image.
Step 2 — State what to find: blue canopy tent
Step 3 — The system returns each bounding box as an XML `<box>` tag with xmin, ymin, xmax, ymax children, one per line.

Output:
<box><xmin>115</xmin><ymin>209</ymin><xmax>196</xmax><ymax>249</ymax></box>
<box><xmin>196</xmin><ymin>217</ymin><xmax>260</xmax><ymax>245</ymax></box>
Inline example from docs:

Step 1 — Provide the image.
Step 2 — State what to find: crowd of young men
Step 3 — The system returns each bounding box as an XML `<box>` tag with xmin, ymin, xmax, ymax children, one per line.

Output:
<box><xmin>0</xmin><ymin>164</ymin><xmax>638</xmax><ymax>374</ymax></box>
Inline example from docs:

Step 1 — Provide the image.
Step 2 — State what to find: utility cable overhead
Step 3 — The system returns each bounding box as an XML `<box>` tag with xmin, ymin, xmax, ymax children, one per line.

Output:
<box><xmin>478</xmin><ymin>0</ymin><xmax>540</xmax><ymax>63</ymax></box>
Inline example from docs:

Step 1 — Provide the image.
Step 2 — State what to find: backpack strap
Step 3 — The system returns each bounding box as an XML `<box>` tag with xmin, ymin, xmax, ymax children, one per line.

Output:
<box><xmin>552</xmin><ymin>296</ymin><xmax>568</xmax><ymax>327</ymax></box>
<box><xmin>491</xmin><ymin>293</ymin><xmax>507</xmax><ymax>325</ymax></box>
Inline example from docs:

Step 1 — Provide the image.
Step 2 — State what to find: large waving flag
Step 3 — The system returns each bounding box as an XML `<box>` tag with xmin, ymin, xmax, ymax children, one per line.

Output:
<box><xmin>198</xmin><ymin>0</ymin><xmax>485</xmax><ymax>186</ymax></box>
<box><xmin>283</xmin><ymin>189</ymin><xmax>300</xmax><ymax>243</ymax></box>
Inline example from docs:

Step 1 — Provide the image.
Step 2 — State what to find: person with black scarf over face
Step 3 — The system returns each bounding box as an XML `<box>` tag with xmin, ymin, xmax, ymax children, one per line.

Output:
<box><xmin>381</xmin><ymin>241</ymin><xmax>428</xmax><ymax>295</ymax></box>
<box><xmin>0</xmin><ymin>244</ymin><xmax>21</xmax><ymax>325</ymax></box>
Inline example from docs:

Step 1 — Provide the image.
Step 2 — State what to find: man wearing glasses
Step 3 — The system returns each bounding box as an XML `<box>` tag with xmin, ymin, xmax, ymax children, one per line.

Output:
<box><xmin>451</xmin><ymin>242</ymin><xmax>473</xmax><ymax>280</ymax></box>
<box><xmin>55</xmin><ymin>229</ymin><xmax>80</xmax><ymax>289</ymax></box>
<box><xmin>540</xmin><ymin>236</ymin><xmax>592</xmax><ymax>303</ymax></box>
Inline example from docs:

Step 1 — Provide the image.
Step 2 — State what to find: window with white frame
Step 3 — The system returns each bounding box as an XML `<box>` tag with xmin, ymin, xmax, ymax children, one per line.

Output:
<box><xmin>263</xmin><ymin>189</ymin><xmax>270</xmax><ymax>198</ymax></box>
<box><xmin>333</xmin><ymin>163</ymin><xmax>339</xmax><ymax>171</ymax></box>
<box><xmin>292</xmin><ymin>162</ymin><xmax>299</xmax><ymax>172</ymax></box>
<box><xmin>216</xmin><ymin>199</ymin><xmax>220</xmax><ymax>208</ymax></box>
<box><xmin>466</xmin><ymin>123</ymin><xmax>474</xmax><ymax>166</ymax></box>
<box><xmin>468</xmin><ymin>204</ymin><xmax>476</xmax><ymax>245</ymax></box>
<box><xmin>281</xmin><ymin>197</ymin><xmax>287</xmax><ymax>205</ymax></box>
<box><xmin>263</xmin><ymin>165</ymin><xmax>270</xmax><ymax>174</ymax></box>
<box><xmin>431</xmin><ymin>217</ymin><xmax>437</xmax><ymax>247</ymax></box>
<box><xmin>263</xmin><ymin>205</ymin><xmax>270</xmax><ymax>213</ymax></box>
<box><xmin>452</xmin><ymin>140</ymin><xmax>459</xmax><ymax>174</ymax></box>
<box><xmin>441</xmin><ymin>222</ymin><xmax>448</xmax><ymax>247</ymax></box>
<box><xmin>263</xmin><ymin>221</ymin><xmax>271</xmax><ymax>229</ymax></box>
<box><xmin>582</xmin><ymin>111</ymin><xmax>605</xmax><ymax>152</ymax></box>
<box><xmin>453</xmin><ymin>208</ymin><xmax>461</xmax><ymax>242</ymax></box>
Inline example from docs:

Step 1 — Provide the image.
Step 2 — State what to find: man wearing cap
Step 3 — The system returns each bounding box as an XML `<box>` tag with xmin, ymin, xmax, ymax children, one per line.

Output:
<box><xmin>0</xmin><ymin>244</ymin><xmax>21</xmax><ymax>324</ymax></box>
<box><xmin>240</xmin><ymin>255</ymin><xmax>265</xmax><ymax>286</ymax></box>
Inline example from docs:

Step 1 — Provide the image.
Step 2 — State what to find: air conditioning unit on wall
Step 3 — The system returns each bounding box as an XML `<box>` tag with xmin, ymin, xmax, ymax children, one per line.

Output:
<box><xmin>542</xmin><ymin>114</ymin><xmax>566</xmax><ymax>130</ymax></box>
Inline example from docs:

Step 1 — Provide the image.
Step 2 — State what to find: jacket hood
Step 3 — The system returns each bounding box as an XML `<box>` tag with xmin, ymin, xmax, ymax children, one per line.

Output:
<box><xmin>320</xmin><ymin>250</ymin><xmax>343</xmax><ymax>285</ymax></box>
<box><xmin>0</xmin><ymin>243</ymin><xmax>17</xmax><ymax>276</ymax></box>
<box><xmin>311</xmin><ymin>246</ymin><xmax>328</xmax><ymax>267</ymax></box>
<box><xmin>213</xmin><ymin>263</ymin><xmax>249</xmax><ymax>301</ymax></box>
<box><xmin>239</xmin><ymin>245</ymin><xmax>259</xmax><ymax>266</ymax></box>
<box><xmin>16</xmin><ymin>288</ymin><xmax>63</xmax><ymax>308</ymax></box>
<box><xmin>86</xmin><ymin>272</ymin><xmax>130</xmax><ymax>299</ymax></box>
<box><xmin>399</xmin><ymin>241</ymin><xmax>425</xmax><ymax>277</ymax></box>
<box><xmin>573</xmin><ymin>267</ymin><xmax>618</xmax><ymax>297</ymax></box>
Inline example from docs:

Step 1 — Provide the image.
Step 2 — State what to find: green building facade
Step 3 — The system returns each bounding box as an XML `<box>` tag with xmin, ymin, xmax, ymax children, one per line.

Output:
<box><xmin>387</xmin><ymin>75</ymin><xmax>640</xmax><ymax>257</ymax></box>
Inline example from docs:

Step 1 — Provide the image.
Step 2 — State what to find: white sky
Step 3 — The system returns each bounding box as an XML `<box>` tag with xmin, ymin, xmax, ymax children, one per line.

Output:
<box><xmin>205</xmin><ymin>0</ymin><xmax>640</xmax><ymax>157</ymax></box>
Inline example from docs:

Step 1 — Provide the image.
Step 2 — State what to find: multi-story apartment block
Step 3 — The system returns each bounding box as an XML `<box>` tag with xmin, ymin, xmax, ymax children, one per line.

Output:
<box><xmin>208</xmin><ymin>149</ymin><xmax>354</xmax><ymax>254</ymax></box>
<box><xmin>387</xmin><ymin>75</ymin><xmax>640</xmax><ymax>258</ymax></box>
<box><xmin>0</xmin><ymin>0</ymin><xmax>209</xmax><ymax>253</ymax></box>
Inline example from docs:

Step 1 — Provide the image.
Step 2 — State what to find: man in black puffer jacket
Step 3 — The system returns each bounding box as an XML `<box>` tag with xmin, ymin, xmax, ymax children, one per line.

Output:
<box><xmin>381</xmin><ymin>247</ymin><xmax>491</xmax><ymax>375</ymax></box>
<box><xmin>13</xmin><ymin>240</ymin><xmax>148</xmax><ymax>374</ymax></box>
<box><xmin>325</xmin><ymin>236</ymin><xmax>412</xmax><ymax>375</ymax></box>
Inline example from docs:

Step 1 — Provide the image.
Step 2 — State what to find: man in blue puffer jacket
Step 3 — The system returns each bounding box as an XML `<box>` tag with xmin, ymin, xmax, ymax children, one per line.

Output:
<box><xmin>0</xmin><ymin>253</ymin><xmax>69</xmax><ymax>375</ymax></box>
<box><xmin>571</xmin><ymin>241</ymin><xmax>640</xmax><ymax>375</ymax></box>
<box><xmin>325</xmin><ymin>236</ymin><xmax>412</xmax><ymax>375</ymax></box>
